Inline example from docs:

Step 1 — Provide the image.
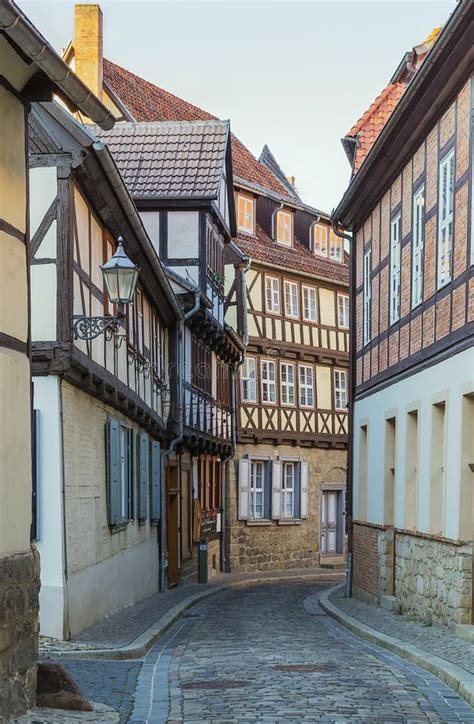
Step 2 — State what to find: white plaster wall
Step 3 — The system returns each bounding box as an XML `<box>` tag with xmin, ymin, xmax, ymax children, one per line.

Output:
<box><xmin>33</xmin><ymin>376</ymin><xmax>67</xmax><ymax>639</ymax></box>
<box><xmin>353</xmin><ymin>347</ymin><xmax>474</xmax><ymax>539</ymax></box>
<box><xmin>31</xmin><ymin>264</ymin><xmax>57</xmax><ymax>341</ymax></box>
<box><xmin>167</xmin><ymin>211</ymin><xmax>199</xmax><ymax>257</ymax></box>
<box><xmin>139</xmin><ymin>211</ymin><xmax>160</xmax><ymax>257</ymax></box>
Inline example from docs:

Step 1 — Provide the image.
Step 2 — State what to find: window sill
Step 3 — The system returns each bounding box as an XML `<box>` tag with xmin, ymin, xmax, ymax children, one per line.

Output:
<box><xmin>246</xmin><ymin>519</ymin><xmax>272</xmax><ymax>527</ymax></box>
<box><xmin>277</xmin><ymin>519</ymin><xmax>302</xmax><ymax>526</ymax></box>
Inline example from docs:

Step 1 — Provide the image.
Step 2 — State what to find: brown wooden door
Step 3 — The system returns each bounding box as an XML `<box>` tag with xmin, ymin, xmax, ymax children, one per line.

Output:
<box><xmin>166</xmin><ymin>465</ymin><xmax>180</xmax><ymax>588</ymax></box>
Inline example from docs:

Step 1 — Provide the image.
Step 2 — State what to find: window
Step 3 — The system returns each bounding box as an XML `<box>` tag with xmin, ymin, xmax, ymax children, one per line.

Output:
<box><xmin>106</xmin><ymin>418</ymin><xmax>133</xmax><ymax>527</ymax></box>
<box><xmin>363</xmin><ymin>248</ymin><xmax>372</xmax><ymax>345</ymax></box>
<box><xmin>250</xmin><ymin>460</ymin><xmax>266</xmax><ymax>519</ymax></box>
<box><xmin>217</xmin><ymin>362</ymin><xmax>230</xmax><ymax>407</ymax></box>
<box><xmin>282</xmin><ymin>462</ymin><xmax>296</xmax><ymax>518</ymax></box>
<box><xmin>276</xmin><ymin>210</ymin><xmax>293</xmax><ymax>246</ymax></box>
<box><xmin>237</xmin><ymin>194</ymin><xmax>255</xmax><ymax>234</ymax></box>
<box><xmin>337</xmin><ymin>294</ymin><xmax>349</xmax><ymax>328</ymax></box>
<box><xmin>280</xmin><ymin>363</ymin><xmax>295</xmax><ymax>405</ymax></box>
<box><xmin>284</xmin><ymin>281</ymin><xmax>299</xmax><ymax>318</ymax></box>
<box><xmin>390</xmin><ymin>214</ymin><xmax>401</xmax><ymax>324</ymax></box>
<box><xmin>192</xmin><ymin>337</ymin><xmax>212</xmax><ymax>394</ymax></box>
<box><xmin>329</xmin><ymin>230</ymin><xmax>343</xmax><ymax>261</ymax></box>
<box><xmin>437</xmin><ymin>149</ymin><xmax>455</xmax><ymax>288</ymax></box>
<box><xmin>241</xmin><ymin>357</ymin><xmax>257</xmax><ymax>402</ymax></box>
<box><xmin>313</xmin><ymin>224</ymin><xmax>328</xmax><ymax>256</ymax></box>
<box><xmin>265</xmin><ymin>276</ymin><xmax>280</xmax><ymax>314</ymax></box>
<box><xmin>302</xmin><ymin>285</ymin><xmax>317</xmax><ymax>321</ymax></box>
<box><xmin>206</xmin><ymin>222</ymin><xmax>224</xmax><ymax>283</ymax></box>
<box><xmin>299</xmin><ymin>365</ymin><xmax>314</xmax><ymax>407</ymax></box>
<box><xmin>137</xmin><ymin>431</ymin><xmax>149</xmax><ymax>522</ymax></box>
<box><xmin>334</xmin><ymin>369</ymin><xmax>347</xmax><ymax>410</ymax></box>
<box><xmin>261</xmin><ymin>360</ymin><xmax>276</xmax><ymax>403</ymax></box>
<box><xmin>412</xmin><ymin>185</ymin><xmax>425</xmax><ymax>308</ymax></box>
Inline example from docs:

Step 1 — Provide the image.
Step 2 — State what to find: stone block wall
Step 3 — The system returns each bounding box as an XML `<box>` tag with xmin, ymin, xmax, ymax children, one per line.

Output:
<box><xmin>226</xmin><ymin>444</ymin><xmax>346</xmax><ymax>573</ymax></box>
<box><xmin>395</xmin><ymin>533</ymin><xmax>472</xmax><ymax>626</ymax></box>
<box><xmin>0</xmin><ymin>548</ymin><xmax>40</xmax><ymax>720</ymax></box>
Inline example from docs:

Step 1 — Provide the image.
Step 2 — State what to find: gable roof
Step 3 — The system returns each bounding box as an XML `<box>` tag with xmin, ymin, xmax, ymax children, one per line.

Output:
<box><xmin>236</xmin><ymin>224</ymin><xmax>349</xmax><ymax>284</ymax></box>
<box><xmin>93</xmin><ymin>119</ymin><xmax>230</xmax><ymax>200</ymax></box>
<box><xmin>102</xmin><ymin>58</ymin><xmax>295</xmax><ymax>202</ymax></box>
<box><xmin>259</xmin><ymin>144</ymin><xmax>301</xmax><ymax>201</ymax></box>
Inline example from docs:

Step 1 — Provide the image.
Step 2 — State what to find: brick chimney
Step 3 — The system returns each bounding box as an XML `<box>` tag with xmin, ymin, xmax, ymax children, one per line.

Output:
<box><xmin>74</xmin><ymin>4</ymin><xmax>103</xmax><ymax>99</ymax></box>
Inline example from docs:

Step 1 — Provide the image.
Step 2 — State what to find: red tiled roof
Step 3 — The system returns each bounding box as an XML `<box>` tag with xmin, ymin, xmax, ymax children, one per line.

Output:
<box><xmin>347</xmin><ymin>82</ymin><xmax>406</xmax><ymax>174</ymax></box>
<box><xmin>236</xmin><ymin>224</ymin><xmax>349</xmax><ymax>283</ymax></box>
<box><xmin>103</xmin><ymin>59</ymin><xmax>291</xmax><ymax>199</ymax></box>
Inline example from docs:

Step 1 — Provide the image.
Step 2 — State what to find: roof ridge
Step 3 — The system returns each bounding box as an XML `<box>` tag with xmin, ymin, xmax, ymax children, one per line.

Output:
<box><xmin>348</xmin><ymin>81</ymin><xmax>405</xmax><ymax>137</ymax></box>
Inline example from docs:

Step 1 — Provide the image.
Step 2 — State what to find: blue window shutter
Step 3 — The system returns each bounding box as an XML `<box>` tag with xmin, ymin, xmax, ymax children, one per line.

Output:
<box><xmin>264</xmin><ymin>462</ymin><xmax>271</xmax><ymax>519</ymax></box>
<box><xmin>150</xmin><ymin>440</ymin><xmax>161</xmax><ymax>522</ymax></box>
<box><xmin>106</xmin><ymin>419</ymin><xmax>121</xmax><ymax>525</ymax></box>
<box><xmin>138</xmin><ymin>431</ymin><xmax>149</xmax><ymax>520</ymax></box>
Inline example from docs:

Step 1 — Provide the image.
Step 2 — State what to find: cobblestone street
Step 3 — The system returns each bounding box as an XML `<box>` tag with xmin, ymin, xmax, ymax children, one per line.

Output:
<box><xmin>63</xmin><ymin>581</ymin><xmax>474</xmax><ymax>722</ymax></box>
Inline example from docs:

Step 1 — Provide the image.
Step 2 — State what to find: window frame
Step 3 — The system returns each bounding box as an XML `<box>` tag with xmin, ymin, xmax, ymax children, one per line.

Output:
<box><xmin>249</xmin><ymin>459</ymin><xmax>266</xmax><ymax>520</ymax></box>
<box><xmin>284</xmin><ymin>280</ymin><xmax>299</xmax><ymax>318</ymax></box>
<box><xmin>302</xmin><ymin>285</ymin><xmax>318</xmax><ymax>322</ymax></box>
<box><xmin>329</xmin><ymin>230</ymin><xmax>343</xmax><ymax>262</ymax></box>
<box><xmin>281</xmin><ymin>461</ymin><xmax>296</xmax><ymax>519</ymax></box>
<box><xmin>412</xmin><ymin>185</ymin><xmax>425</xmax><ymax>309</ymax></box>
<box><xmin>389</xmin><ymin>213</ymin><xmax>401</xmax><ymax>325</ymax></box>
<box><xmin>337</xmin><ymin>293</ymin><xmax>349</xmax><ymax>329</ymax></box>
<box><xmin>261</xmin><ymin>359</ymin><xmax>277</xmax><ymax>405</ymax></box>
<box><xmin>437</xmin><ymin>148</ymin><xmax>455</xmax><ymax>289</ymax></box>
<box><xmin>363</xmin><ymin>247</ymin><xmax>372</xmax><ymax>346</ymax></box>
<box><xmin>241</xmin><ymin>356</ymin><xmax>257</xmax><ymax>403</ymax></box>
<box><xmin>276</xmin><ymin>209</ymin><xmax>293</xmax><ymax>247</ymax></box>
<box><xmin>280</xmin><ymin>362</ymin><xmax>296</xmax><ymax>406</ymax></box>
<box><xmin>265</xmin><ymin>275</ymin><xmax>280</xmax><ymax>314</ymax></box>
<box><xmin>299</xmin><ymin>364</ymin><xmax>315</xmax><ymax>408</ymax></box>
<box><xmin>313</xmin><ymin>223</ymin><xmax>328</xmax><ymax>257</ymax></box>
<box><xmin>237</xmin><ymin>193</ymin><xmax>255</xmax><ymax>235</ymax></box>
<box><xmin>334</xmin><ymin>369</ymin><xmax>348</xmax><ymax>411</ymax></box>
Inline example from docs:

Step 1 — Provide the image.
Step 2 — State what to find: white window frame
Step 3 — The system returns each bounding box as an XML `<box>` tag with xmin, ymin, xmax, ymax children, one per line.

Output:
<box><xmin>250</xmin><ymin>460</ymin><xmax>265</xmax><ymax>519</ymax></box>
<box><xmin>237</xmin><ymin>194</ymin><xmax>255</xmax><ymax>235</ymax></box>
<box><xmin>265</xmin><ymin>276</ymin><xmax>280</xmax><ymax>314</ymax></box>
<box><xmin>280</xmin><ymin>362</ymin><xmax>295</xmax><ymax>406</ymax></box>
<box><xmin>241</xmin><ymin>357</ymin><xmax>257</xmax><ymax>403</ymax></box>
<box><xmin>261</xmin><ymin>359</ymin><xmax>277</xmax><ymax>404</ymax></box>
<box><xmin>363</xmin><ymin>248</ymin><xmax>372</xmax><ymax>345</ymax></box>
<box><xmin>313</xmin><ymin>223</ymin><xmax>328</xmax><ymax>257</ymax></box>
<box><xmin>334</xmin><ymin>369</ymin><xmax>348</xmax><ymax>411</ymax></box>
<box><xmin>329</xmin><ymin>230</ymin><xmax>343</xmax><ymax>262</ymax></box>
<box><xmin>282</xmin><ymin>461</ymin><xmax>296</xmax><ymax>518</ymax></box>
<box><xmin>389</xmin><ymin>213</ymin><xmax>401</xmax><ymax>325</ymax></box>
<box><xmin>302</xmin><ymin>285</ymin><xmax>317</xmax><ymax>322</ymax></box>
<box><xmin>437</xmin><ymin>149</ymin><xmax>455</xmax><ymax>289</ymax></box>
<box><xmin>337</xmin><ymin>293</ymin><xmax>349</xmax><ymax>328</ymax></box>
<box><xmin>412</xmin><ymin>185</ymin><xmax>425</xmax><ymax>308</ymax></box>
<box><xmin>284</xmin><ymin>280</ymin><xmax>299</xmax><ymax>318</ymax></box>
<box><xmin>276</xmin><ymin>210</ymin><xmax>293</xmax><ymax>246</ymax></box>
<box><xmin>299</xmin><ymin>365</ymin><xmax>314</xmax><ymax>407</ymax></box>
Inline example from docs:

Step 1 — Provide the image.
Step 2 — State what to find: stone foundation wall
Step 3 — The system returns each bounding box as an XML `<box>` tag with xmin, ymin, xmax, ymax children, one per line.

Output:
<box><xmin>0</xmin><ymin>548</ymin><xmax>40</xmax><ymax>720</ymax></box>
<box><xmin>395</xmin><ymin>533</ymin><xmax>472</xmax><ymax>626</ymax></box>
<box><xmin>227</xmin><ymin>444</ymin><xmax>346</xmax><ymax>573</ymax></box>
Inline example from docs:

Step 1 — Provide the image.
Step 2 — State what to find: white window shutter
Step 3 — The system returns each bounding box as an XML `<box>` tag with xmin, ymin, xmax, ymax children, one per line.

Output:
<box><xmin>238</xmin><ymin>458</ymin><xmax>250</xmax><ymax>520</ymax></box>
<box><xmin>271</xmin><ymin>460</ymin><xmax>282</xmax><ymax>520</ymax></box>
<box><xmin>300</xmin><ymin>461</ymin><xmax>309</xmax><ymax>519</ymax></box>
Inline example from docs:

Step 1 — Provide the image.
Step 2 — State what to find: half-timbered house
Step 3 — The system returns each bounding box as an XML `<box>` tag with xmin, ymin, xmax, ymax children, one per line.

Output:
<box><xmin>93</xmin><ymin>119</ymin><xmax>243</xmax><ymax>587</ymax></box>
<box><xmin>61</xmin><ymin>2</ymin><xmax>349</xmax><ymax>575</ymax></box>
<box><xmin>333</xmin><ymin>1</ymin><xmax>473</xmax><ymax>626</ymax></box>
<box><xmin>28</xmin><ymin>101</ymin><xmax>182</xmax><ymax>638</ymax></box>
<box><xmin>0</xmin><ymin>0</ymin><xmax>113</xmax><ymax>714</ymax></box>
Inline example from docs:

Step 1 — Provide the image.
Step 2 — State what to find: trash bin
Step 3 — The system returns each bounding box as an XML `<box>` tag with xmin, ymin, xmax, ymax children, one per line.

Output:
<box><xmin>198</xmin><ymin>538</ymin><xmax>208</xmax><ymax>584</ymax></box>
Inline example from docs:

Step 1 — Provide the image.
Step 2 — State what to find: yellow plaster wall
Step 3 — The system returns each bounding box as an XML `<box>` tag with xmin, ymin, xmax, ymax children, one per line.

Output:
<box><xmin>319</xmin><ymin>289</ymin><xmax>336</xmax><ymax>327</ymax></box>
<box><xmin>248</xmin><ymin>269</ymin><xmax>262</xmax><ymax>311</ymax></box>
<box><xmin>0</xmin><ymin>232</ymin><xmax>28</xmax><ymax>342</ymax></box>
<box><xmin>0</xmin><ymin>86</ymin><xmax>26</xmax><ymax>233</ymax></box>
<box><xmin>316</xmin><ymin>365</ymin><xmax>332</xmax><ymax>409</ymax></box>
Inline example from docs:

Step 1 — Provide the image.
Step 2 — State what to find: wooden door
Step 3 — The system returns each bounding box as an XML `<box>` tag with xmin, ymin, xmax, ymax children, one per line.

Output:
<box><xmin>321</xmin><ymin>490</ymin><xmax>344</xmax><ymax>554</ymax></box>
<box><xmin>167</xmin><ymin>465</ymin><xmax>180</xmax><ymax>588</ymax></box>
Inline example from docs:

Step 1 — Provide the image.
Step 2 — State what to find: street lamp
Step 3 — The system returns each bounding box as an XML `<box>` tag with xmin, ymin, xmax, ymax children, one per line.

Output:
<box><xmin>72</xmin><ymin>236</ymin><xmax>140</xmax><ymax>341</ymax></box>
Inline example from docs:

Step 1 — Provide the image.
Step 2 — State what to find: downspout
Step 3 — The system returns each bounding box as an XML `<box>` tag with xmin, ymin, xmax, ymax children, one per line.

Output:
<box><xmin>332</xmin><ymin>220</ymin><xmax>354</xmax><ymax>598</ymax></box>
<box><xmin>159</xmin><ymin>287</ymin><xmax>201</xmax><ymax>592</ymax></box>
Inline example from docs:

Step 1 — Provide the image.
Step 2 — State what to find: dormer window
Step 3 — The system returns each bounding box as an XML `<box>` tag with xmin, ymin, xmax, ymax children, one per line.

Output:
<box><xmin>329</xmin><ymin>230</ymin><xmax>343</xmax><ymax>262</ymax></box>
<box><xmin>276</xmin><ymin>210</ymin><xmax>293</xmax><ymax>246</ymax></box>
<box><xmin>313</xmin><ymin>224</ymin><xmax>328</xmax><ymax>257</ymax></box>
<box><xmin>237</xmin><ymin>194</ymin><xmax>255</xmax><ymax>235</ymax></box>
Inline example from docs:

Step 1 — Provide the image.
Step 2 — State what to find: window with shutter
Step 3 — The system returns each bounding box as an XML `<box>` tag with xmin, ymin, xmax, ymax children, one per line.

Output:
<box><xmin>271</xmin><ymin>459</ymin><xmax>282</xmax><ymax>520</ymax></box>
<box><xmin>238</xmin><ymin>458</ymin><xmax>250</xmax><ymax>520</ymax></box>
<box><xmin>106</xmin><ymin>418</ymin><xmax>130</xmax><ymax>527</ymax></box>
<box><xmin>150</xmin><ymin>440</ymin><xmax>161</xmax><ymax>522</ymax></box>
<box><xmin>138</xmin><ymin>431</ymin><xmax>149</xmax><ymax>521</ymax></box>
<box><xmin>300</xmin><ymin>461</ymin><xmax>309</xmax><ymax>519</ymax></box>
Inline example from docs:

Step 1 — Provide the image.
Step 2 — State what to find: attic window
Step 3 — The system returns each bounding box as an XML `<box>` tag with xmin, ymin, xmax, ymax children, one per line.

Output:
<box><xmin>237</xmin><ymin>194</ymin><xmax>255</xmax><ymax>235</ymax></box>
<box><xmin>313</xmin><ymin>224</ymin><xmax>328</xmax><ymax>257</ymax></box>
<box><xmin>329</xmin><ymin>230</ymin><xmax>343</xmax><ymax>262</ymax></box>
<box><xmin>276</xmin><ymin>210</ymin><xmax>293</xmax><ymax>246</ymax></box>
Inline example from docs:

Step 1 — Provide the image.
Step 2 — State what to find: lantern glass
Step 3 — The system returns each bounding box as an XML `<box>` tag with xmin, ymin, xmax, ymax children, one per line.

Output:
<box><xmin>101</xmin><ymin>237</ymin><xmax>139</xmax><ymax>306</ymax></box>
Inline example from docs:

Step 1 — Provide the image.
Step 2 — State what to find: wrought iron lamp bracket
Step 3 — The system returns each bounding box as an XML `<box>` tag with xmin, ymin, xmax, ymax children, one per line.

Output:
<box><xmin>72</xmin><ymin>313</ymin><xmax>125</xmax><ymax>342</ymax></box>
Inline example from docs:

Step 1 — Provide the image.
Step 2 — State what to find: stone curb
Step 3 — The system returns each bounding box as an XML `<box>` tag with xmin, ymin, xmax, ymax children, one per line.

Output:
<box><xmin>319</xmin><ymin>585</ymin><xmax>474</xmax><ymax>709</ymax></box>
<box><xmin>50</xmin><ymin>571</ymin><xmax>343</xmax><ymax>661</ymax></box>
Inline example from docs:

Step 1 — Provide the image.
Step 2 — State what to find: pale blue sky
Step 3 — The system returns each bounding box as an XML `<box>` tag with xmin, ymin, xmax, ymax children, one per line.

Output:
<box><xmin>21</xmin><ymin>0</ymin><xmax>455</xmax><ymax>213</ymax></box>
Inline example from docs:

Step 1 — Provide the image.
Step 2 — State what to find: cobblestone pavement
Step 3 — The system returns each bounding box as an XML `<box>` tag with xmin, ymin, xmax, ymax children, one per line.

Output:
<box><xmin>330</xmin><ymin>587</ymin><xmax>474</xmax><ymax>675</ymax></box>
<box><xmin>120</xmin><ymin>581</ymin><xmax>472</xmax><ymax>722</ymax></box>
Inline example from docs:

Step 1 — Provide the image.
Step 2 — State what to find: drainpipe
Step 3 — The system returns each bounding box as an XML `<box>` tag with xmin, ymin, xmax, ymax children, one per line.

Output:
<box><xmin>332</xmin><ymin>220</ymin><xmax>354</xmax><ymax>598</ymax></box>
<box><xmin>159</xmin><ymin>287</ymin><xmax>201</xmax><ymax>592</ymax></box>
